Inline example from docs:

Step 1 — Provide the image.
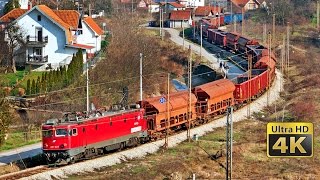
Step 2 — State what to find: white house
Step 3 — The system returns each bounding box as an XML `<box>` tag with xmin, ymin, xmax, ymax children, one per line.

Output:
<box><xmin>169</xmin><ymin>10</ymin><xmax>192</xmax><ymax>28</ymax></box>
<box><xmin>178</xmin><ymin>0</ymin><xmax>205</xmax><ymax>8</ymax></box>
<box><xmin>232</xmin><ymin>0</ymin><xmax>261</xmax><ymax>11</ymax></box>
<box><xmin>0</xmin><ymin>5</ymin><xmax>104</xmax><ymax>69</ymax></box>
<box><xmin>137</xmin><ymin>0</ymin><xmax>160</xmax><ymax>13</ymax></box>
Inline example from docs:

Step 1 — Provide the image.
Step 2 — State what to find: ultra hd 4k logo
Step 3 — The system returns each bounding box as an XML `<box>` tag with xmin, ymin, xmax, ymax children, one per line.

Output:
<box><xmin>267</xmin><ymin>122</ymin><xmax>313</xmax><ymax>157</ymax></box>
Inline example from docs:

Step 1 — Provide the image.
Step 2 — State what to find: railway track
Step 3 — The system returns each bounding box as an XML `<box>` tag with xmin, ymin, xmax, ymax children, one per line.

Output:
<box><xmin>0</xmin><ymin>166</ymin><xmax>50</xmax><ymax>180</ymax></box>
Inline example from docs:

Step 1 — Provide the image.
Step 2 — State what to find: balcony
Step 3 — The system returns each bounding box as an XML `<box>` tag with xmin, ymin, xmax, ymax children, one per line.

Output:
<box><xmin>26</xmin><ymin>36</ymin><xmax>48</xmax><ymax>47</ymax></box>
<box><xmin>27</xmin><ymin>55</ymin><xmax>48</xmax><ymax>65</ymax></box>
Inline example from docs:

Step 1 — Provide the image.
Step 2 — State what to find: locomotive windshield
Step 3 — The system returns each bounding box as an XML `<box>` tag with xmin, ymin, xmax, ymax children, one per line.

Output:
<box><xmin>55</xmin><ymin>128</ymin><xmax>69</xmax><ymax>136</ymax></box>
<box><xmin>42</xmin><ymin>130</ymin><xmax>53</xmax><ymax>137</ymax></box>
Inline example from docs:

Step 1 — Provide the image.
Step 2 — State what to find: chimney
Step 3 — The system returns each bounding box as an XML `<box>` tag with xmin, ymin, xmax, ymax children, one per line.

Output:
<box><xmin>28</xmin><ymin>1</ymin><xmax>33</xmax><ymax>10</ymax></box>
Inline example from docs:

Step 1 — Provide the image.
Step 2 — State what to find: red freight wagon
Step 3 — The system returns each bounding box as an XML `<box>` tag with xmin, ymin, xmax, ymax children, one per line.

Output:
<box><xmin>208</xmin><ymin>16</ymin><xmax>224</xmax><ymax>28</ymax></box>
<box><xmin>42</xmin><ymin>107</ymin><xmax>148</xmax><ymax>163</ymax></box>
<box><xmin>207</xmin><ymin>29</ymin><xmax>215</xmax><ymax>43</ymax></box>
<box><xmin>234</xmin><ymin>69</ymin><xmax>269</xmax><ymax>103</ymax></box>
<box><xmin>193</xmin><ymin>79</ymin><xmax>235</xmax><ymax>117</ymax></box>
<box><xmin>237</xmin><ymin>36</ymin><xmax>259</xmax><ymax>54</ymax></box>
<box><xmin>215</xmin><ymin>31</ymin><xmax>227</xmax><ymax>47</ymax></box>
<box><xmin>226</xmin><ymin>32</ymin><xmax>240</xmax><ymax>51</ymax></box>
<box><xmin>254</xmin><ymin>55</ymin><xmax>276</xmax><ymax>83</ymax></box>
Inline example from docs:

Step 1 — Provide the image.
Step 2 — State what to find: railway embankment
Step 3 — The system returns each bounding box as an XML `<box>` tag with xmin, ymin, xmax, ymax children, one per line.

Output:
<box><xmin>20</xmin><ymin>28</ymin><xmax>283</xmax><ymax>180</ymax></box>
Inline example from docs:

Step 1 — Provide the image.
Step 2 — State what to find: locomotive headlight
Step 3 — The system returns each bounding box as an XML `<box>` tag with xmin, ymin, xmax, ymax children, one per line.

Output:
<box><xmin>44</xmin><ymin>143</ymin><xmax>48</xmax><ymax>148</ymax></box>
<box><xmin>60</xmin><ymin>144</ymin><xmax>64</xmax><ymax>149</ymax></box>
<box><xmin>205</xmin><ymin>98</ymin><xmax>208</xmax><ymax>102</ymax></box>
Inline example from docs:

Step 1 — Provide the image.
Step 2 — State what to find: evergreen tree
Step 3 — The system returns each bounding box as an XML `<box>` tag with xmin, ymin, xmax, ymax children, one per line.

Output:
<box><xmin>76</xmin><ymin>49</ymin><xmax>84</xmax><ymax>76</ymax></box>
<box><xmin>3</xmin><ymin>0</ymin><xmax>20</xmax><ymax>15</ymax></box>
<box><xmin>36</xmin><ymin>76</ymin><xmax>41</xmax><ymax>94</ymax></box>
<box><xmin>47</xmin><ymin>70</ymin><xmax>52</xmax><ymax>91</ymax></box>
<box><xmin>26</xmin><ymin>79</ymin><xmax>31</xmax><ymax>95</ymax></box>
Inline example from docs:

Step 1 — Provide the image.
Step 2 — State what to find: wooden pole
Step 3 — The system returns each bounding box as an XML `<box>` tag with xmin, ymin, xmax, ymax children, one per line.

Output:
<box><xmin>183</xmin><ymin>25</ymin><xmax>185</xmax><ymax>50</ymax></box>
<box><xmin>159</xmin><ymin>8</ymin><xmax>162</xmax><ymax>37</ymax></box>
<box><xmin>267</xmin><ymin>31</ymin><xmax>271</xmax><ymax>106</ymax></box>
<box><xmin>165</xmin><ymin>73</ymin><xmax>170</xmax><ymax>148</ymax></box>
<box><xmin>241</xmin><ymin>7</ymin><xmax>244</xmax><ymax>35</ymax></box>
<box><xmin>317</xmin><ymin>1</ymin><xmax>319</xmax><ymax>30</ymax></box>
<box><xmin>286</xmin><ymin>22</ymin><xmax>290</xmax><ymax>74</ymax></box>
<box><xmin>187</xmin><ymin>45</ymin><xmax>192</xmax><ymax>141</ymax></box>
<box><xmin>263</xmin><ymin>23</ymin><xmax>267</xmax><ymax>45</ymax></box>
<box><xmin>272</xmin><ymin>13</ymin><xmax>276</xmax><ymax>48</ymax></box>
<box><xmin>200</xmin><ymin>22</ymin><xmax>203</xmax><ymax>62</ymax></box>
<box><xmin>281</xmin><ymin>35</ymin><xmax>285</xmax><ymax>91</ymax></box>
<box><xmin>247</xmin><ymin>54</ymin><xmax>252</xmax><ymax>118</ymax></box>
<box><xmin>233</xmin><ymin>15</ymin><xmax>237</xmax><ymax>32</ymax></box>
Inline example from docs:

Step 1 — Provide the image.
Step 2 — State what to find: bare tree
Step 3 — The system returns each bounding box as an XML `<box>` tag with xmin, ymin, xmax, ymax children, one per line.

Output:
<box><xmin>0</xmin><ymin>23</ymin><xmax>26</xmax><ymax>73</ymax></box>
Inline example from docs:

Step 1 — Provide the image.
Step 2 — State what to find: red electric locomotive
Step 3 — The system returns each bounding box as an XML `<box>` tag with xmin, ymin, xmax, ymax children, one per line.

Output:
<box><xmin>42</xmin><ymin>106</ymin><xmax>148</xmax><ymax>164</ymax></box>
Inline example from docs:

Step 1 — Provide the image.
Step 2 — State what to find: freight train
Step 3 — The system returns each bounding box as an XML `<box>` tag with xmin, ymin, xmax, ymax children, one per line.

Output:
<box><xmin>42</xmin><ymin>28</ymin><xmax>276</xmax><ymax>165</ymax></box>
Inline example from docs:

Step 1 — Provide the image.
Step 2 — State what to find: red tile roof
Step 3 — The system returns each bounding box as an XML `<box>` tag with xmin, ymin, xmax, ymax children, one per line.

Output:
<box><xmin>84</xmin><ymin>17</ymin><xmax>104</xmax><ymax>35</ymax></box>
<box><xmin>53</xmin><ymin>10</ymin><xmax>80</xmax><ymax>29</ymax></box>
<box><xmin>37</xmin><ymin>5</ymin><xmax>73</xmax><ymax>44</ymax></box>
<box><xmin>169</xmin><ymin>10</ymin><xmax>191</xmax><ymax>21</ymax></box>
<box><xmin>195</xmin><ymin>6</ymin><xmax>221</xmax><ymax>16</ymax></box>
<box><xmin>0</xmin><ymin>9</ymin><xmax>27</xmax><ymax>23</ymax></box>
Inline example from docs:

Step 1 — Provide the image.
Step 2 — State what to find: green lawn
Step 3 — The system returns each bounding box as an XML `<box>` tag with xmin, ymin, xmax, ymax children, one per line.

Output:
<box><xmin>0</xmin><ymin>70</ymin><xmax>44</xmax><ymax>96</ymax></box>
<box><xmin>0</xmin><ymin>71</ymin><xmax>26</xmax><ymax>87</ymax></box>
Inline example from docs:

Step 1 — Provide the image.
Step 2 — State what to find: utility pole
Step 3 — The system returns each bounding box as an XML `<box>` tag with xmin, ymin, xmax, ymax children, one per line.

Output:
<box><xmin>230</xmin><ymin>0</ymin><xmax>233</xmax><ymax>25</ymax></box>
<box><xmin>247</xmin><ymin>54</ymin><xmax>252</xmax><ymax>118</ymax></box>
<box><xmin>86</xmin><ymin>61</ymin><xmax>89</xmax><ymax>115</ymax></box>
<box><xmin>272</xmin><ymin>13</ymin><xmax>276</xmax><ymax>48</ymax></box>
<box><xmin>317</xmin><ymin>0</ymin><xmax>319</xmax><ymax>30</ymax></box>
<box><xmin>267</xmin><ymin>31</ymin><xmax>271</xmax><ymax>106</ymax></box>
<box><xmin>187</xmin><ymin>45</ymin><xmax>192</xmax><ymax>142</ymax></box>
<box><xmin>226</xmin><ymin>106</ymin><xmax>233</xmax><ymax>180</ymax></box>
<box><xmin>193</xmin><ymin>8</ymin><xmax>196</xmax><ymax>40</ymax></box>
<box><xmin>281</xmin><ymin>35</ymin><xmax>285</xmax><ymax>91</ymax></box>
<box><xmin>165</xmin><ymin>73</ymin><xmax>170</xmax><ymax>148</ymax></box>
<box><xmin>263</xmin><ymin>23</ymin><xmax>267</xmax><ymax>45</ymax></box>
<box><xmin>200</xmin><ymin>22</ymin><xmax>203</xmax><ymax>62</ymax></box>
<box><xmin>140</xmin><ymin>53</ymin><xmax>143</xmax><ymax>101</ymax></box>
<box><xmin>162</xmin><ymin>8</ymin><xmax>164</xmax><ymax>41</ymax></box>
<box><xmin>233</xmin><ymin>15</ymin><xmax>237</xmax><ymax>32</ymax></box>
<box><xmin>286</xmin><ymin>22</ymin><xmax>290</xmax><ymax>75</ymax></box>
<box><xmin>241</xmin><ymin>7</ymin><xmax>244</xmax><ymax>35</ymax></box>
<box><xmin>218</xmin><ymin>4</ymin><xmax>221</xmax><ymax>28</ymax></box>
<box><xmin>183</xmin><ymin>25</ymin><xmax>185</xmax><ymax>50</ymax></box>
<box><xmin>131</xmin><ymin>0</ymin><xmax>134</xmax><ymax>13</ymax></box>
<box><xmin>160</xmin><ymin>8</ymin><xmax>162</xmax><ymax>38</ymax></box>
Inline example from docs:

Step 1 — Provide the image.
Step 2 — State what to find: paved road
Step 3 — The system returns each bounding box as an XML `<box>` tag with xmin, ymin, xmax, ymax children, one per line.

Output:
<box><xmin>0</xmin><ymin>142</ymin><xmax>42</xmax><ymax>166</ymax></box>
<box><xmin>165</xmin><ymin>28</ymin><xmax>245</xmax><ymax>81</ymax></box>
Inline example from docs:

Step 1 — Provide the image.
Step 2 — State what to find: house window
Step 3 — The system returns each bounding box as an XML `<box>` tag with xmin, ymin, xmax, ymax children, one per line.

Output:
<box><xmin>77</xmin><ymin>29</ymin><xmax>83</xmax><ymax>35</ymax></box>
<box><xmin>34</xmin><ymin>48</ymin><xmax>42</xmax><ymax>56</ymax></box>
<box><xmin>37</xmin><ymin>15</ymin><xmax>41</xmax><ymax>21</ymax></box>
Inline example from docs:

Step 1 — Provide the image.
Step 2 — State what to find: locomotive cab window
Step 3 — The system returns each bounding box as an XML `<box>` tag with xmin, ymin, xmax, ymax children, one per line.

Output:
<box><xmin>42</xmin><ymin>130</ymin><xmax>53</xmax><ymax>137</ymax></box>
<box><xmin>56</xmin><ymin>128</ymin><xmax>68</xmax><ymax>136</ymax></box>
<box><xmin>72</xmin><ymin>128</ymin><xmax>78</xmax><ymax>136</ymax></box>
